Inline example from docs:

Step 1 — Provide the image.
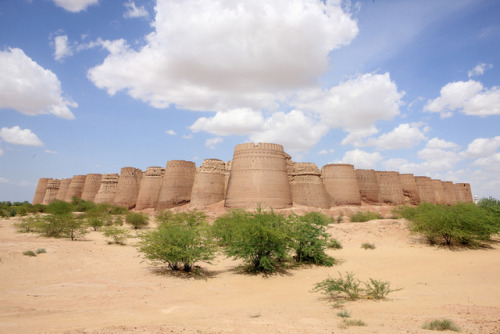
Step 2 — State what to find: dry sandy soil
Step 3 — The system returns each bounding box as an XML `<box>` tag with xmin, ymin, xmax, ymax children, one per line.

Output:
<box><xmin>1</xmin><ymin>204</ymin><xmax>499</xmax><ymax>334</ymax></box>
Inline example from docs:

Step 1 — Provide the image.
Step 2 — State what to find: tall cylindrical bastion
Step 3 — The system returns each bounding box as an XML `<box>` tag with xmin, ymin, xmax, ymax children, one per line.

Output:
<box><xmin>81</xmin><ymin>174</ymin><xmax>103</xmax><ymax>202</ymax></box>
<box><xmin>64</xmin><ymin>175</ymin><xmax>87</xmax><ymax>202</ymax></box>
<box><xmin>157</xmin><ymin>160</ymin><xmax>196</xmax><ymax>209</ymax></box>
<box><xmin>33</xmin><ymin>178</ymin><xmax>51</xmax><ymax>205</ymax></box>
<box><xmin>374</xmin><ymin>171</ymin><xmax>405</xmax><ymax>205</ymax></box>
<box><xmin>414</xmin><ymin>176</ymin><xmax>436</xmax><ymax>203</ymax></box>
<box><xmin>321</xmin><ymin>164</ymin><xmax>361</xmax><ymax>206</ymax></box>
<box><xmin>42</xmin><ymin>179</ymin><xmax>61</xmax><ymax>205</ymax></box>
<box><xmin>431</xmin><ymin>179</ymin><xmax>447</xmax><ymax>204</ymax></box>
<box><xmin>190</xmin><ymin>159</ymin><xmax>226</xmax><ymax>208</ymax></box>
<box><xmin>399</xmin><ymin>174</ymin><xmax>421</xmax><ymax>205</ymax></box>
<box><xmin>94</xmin><ymin>173</ymin><xmax>120</xmax><ymax>204</ymax></box>
<box><xmin>225</xmin><ymin>143</ymin><xmax>292</xmax><ymax>209</ymax></box>
<box><xmin>355</xmin><ymin>169</ymin><xmax>379</xmax><ymax>204</ymax></box>
<box><xmin>56</xmin><ymin>178</ymin><xmax>72</xmax><ymax>201</ymax></box>
<box><xmin>289</xmin><ymin>162</ymin><xmax>330</xmax><ymax>209</ymax></box>
<box><xmin>442</xmin><ymin>181</ymin><xmax>458</xmax><ymax>205</ymax></box>
<box><xmin>135</xmin><ymin>167</ymin><xmax>164</xmax><ymax>210</ymax></box>
<box><xmin>114</xmin><ymin>167</ymin><xmax>142</xmax><ymax>209</ymax></box>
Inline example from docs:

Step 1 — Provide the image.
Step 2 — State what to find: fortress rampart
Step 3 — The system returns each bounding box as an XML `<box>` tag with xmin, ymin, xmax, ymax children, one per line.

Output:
<box><xmin>33</xmin><ymin>142</ymin><xmax>475</xmax><ymax>210</ymax></box>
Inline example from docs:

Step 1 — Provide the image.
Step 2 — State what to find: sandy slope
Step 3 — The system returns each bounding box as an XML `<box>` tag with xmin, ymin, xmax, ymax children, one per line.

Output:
<box><xmin>1</xmin><ymin>207</ymin><xmax>499</xmax><ymax>334</ymax></box>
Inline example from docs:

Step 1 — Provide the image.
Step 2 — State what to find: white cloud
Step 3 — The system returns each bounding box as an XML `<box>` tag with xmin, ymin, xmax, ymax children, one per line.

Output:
<box><xmin>461</xmin><ymin>136</ymin><xmax>500</xmax><ymax>158</ymax></box>
<box><xmin>165</xmin><ymin>129</ymin><xmax>177</xmax><ymax>136</ymax></box>
<box><xmin>88</xmin><ymin>0</ymin><xmax>358</xmax><ymax>112</ymax></box>
<box><xmin>249</xmin><ymin>110</ymin><xmax>329</xmax><ymax>152</ymax></box>
<box><xmin>425</xmin><ymin>137</ymin><xmax>460</xmax><ymax>150</ymax></box>
<box><xmin>53</xmin><ymin>34</ymin><xmax>73</xmax><ymax>61</ymax></box>
<box><xmin>0</xmin><ymin>177</ymin><xmax>9</xmax><ymax>183</ymax></box>
<box><xmin>44</xmin><ymin>150</ymin><xmax>58</xmax><ymax>154</ymax></box>
<box><xmin>124</xmin><ymin>1</ymin><xmax>148</xmax><ymax>18</ymax></box>
<box><xmin>382</xmin><ymin>158</ymin><xmax>410</xmax><ymax>172</ymax></box>
<box><xmin>340</xmin><ymin>149</ymin><xmax>383</xmax><ymax>169</ymax></box>
<box><xmin>0</xmin><ymin>48</ymin><xmax>77</xmax><ymax>119</ymax></box>
<box><xmin>0</xmin><ymin>126</ymin><xmax>44</xmax><ymax>146</ymax></box>
<box><xmin>52</xmin><ymin>0</ymin><xmax>98</xmax><ymax>12</ymax></box>
<box><xmin>190</xmin><ymin>108</ymin><xmax>265</xmax><ymax>136</ymax></box>
<box><xmin>364</xmin><ymin>123</ymin><xmax>427</xmax><ymax>150</ymax></box>
<box><xmin>425</xmin><ymin>80</ymin><xmax>500</xmax><ymax>118</ymax></box>
<box><xmin>205</xmin><ymin>137</ymin><xmax>223</xmax><ymax>150</ymax></box>
<box><xmin>319</xmin><ymin>149</ymin><xmax>334</xmax><ymax>155</ymax></box>
<box><xmin>468</xmin><ymin>63</ymin><xmax>492</xmax><ymax>78</ymax></box>
<box><xmin>182</xmin><ymin>134</ymin><xmax>193</xmax><ymax>139</ymax></box>
<box><xmin>473</xmin><ymin>153</ymin><xmax>500</xmax><ymax>173</ymax></box>
<box><xmin>340</xmin><ymin>125</ymin><xmax>379</xmax><ymax>147</ymax></box>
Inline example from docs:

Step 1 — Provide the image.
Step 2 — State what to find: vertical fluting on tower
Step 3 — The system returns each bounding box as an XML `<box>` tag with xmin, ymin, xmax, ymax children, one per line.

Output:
<box><xmin>42</xmin><ymin>179</ymin><xmax>61</xmax><ymax>205</ymax></box>
<box><xmin>135</xmin><ymin>167</ymin><xmax>164</xmax><ymax>210</ymax></box>
<box><xmin>414</xmin><ymin>176</ymin><xmax>436</xmax><ymax>203</ymax></box>
<box><xmin>289</xmin><ymin>162</ymin><xmax>330</xmax><ymax>209</ymax></box>
<box><xmin>355</xmin><ymin>169</ymin><xmax>380</xmax><ymax>204</ymax></box>
<box><xmin>81</xmin><ymin>174</ymin><xmax>103</xmax><ymax>202</ymax></box>
<box><xmin>399</xmin><ymin>174</ymin><xmax>421</xmax><ymax>205</ymax></box>
<box><xmin>113</xmin><ymin>167</ymin><xmax>142</xmax><ymax>209</ymax></box>
<box><xmin>64</xmin><ymin>175</ymin><xmax>87</xmax><ymax>202</ymax></box>
<box><xmin>374</xmin><ymin>171</ymin><xmax>405</xmax><ymax>205</ymax></box>
<box><xmin>94</xmin><ymin>173</ymin><xmax>120</xmax><ymax>204</ymax></box>
<box><xmin>33</xmin><ymin>178</ymin><xmax>51</xmax><ymax>205</ymax></box>
<box><xmin>224</xmin><ymin>143</ymin><xmax>292</xmax><ymax>209</ymax></box>
<box><xmin>321</xmin><ymin>164</ymin><xmax>361</xmax><ymax>206</ymax></box>
<box><xmin>190</xmin><ymin>159</ymin><xmax>226</xmax><ymax>208</ymax></box>
<box><xmin>157</xmin><ymin>160</ymin><xmax>197</xmax><ymax>209</ymax></box>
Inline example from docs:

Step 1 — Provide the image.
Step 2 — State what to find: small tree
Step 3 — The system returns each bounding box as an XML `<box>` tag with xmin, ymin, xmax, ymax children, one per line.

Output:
<box><xmin>102</xmin><ymin>225</ymin><xmax>131</xmax><ymax>245</ymax></box>
<box><xmin>126</xmin><ymin>212</ymin><xmax>149</xmax><ymax>229</ymax></box>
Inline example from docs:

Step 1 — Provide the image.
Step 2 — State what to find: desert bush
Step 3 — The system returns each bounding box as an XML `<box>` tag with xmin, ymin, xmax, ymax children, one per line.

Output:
<box><xmin>336</xmin><ymin>309</ymin><xmax>351</xmax><ymax>318</ymax></box>
<box><xmin>212</xmin><ymin>209</ymin><xmax>291</xmax><ymax>273</ymax></box>
<box><xmin>36</xmin><ymin>248</ymin><xmax>46</xmax><ymax>254</ymax></box>
<box><xmin>45</xmin><ymin>200</ymin><xmax>74</xmax><ymax>215</ymax></box>
<box><xmin>361</xmin><ymin>242</ymin><xmax>376</xmax><ymax>250</ymax></box>
<box><xmin>14</xmin><ymin>216</ymin><xmax>44</xmax><ymax>233</ymax></box>
<box><xmin>396</xmin><ymin>202</ymin><xmax>499</xmax><ymax>247</ymax></box>
<box><xmin>327</xmin><ymin>238</ymin><xmax>343</xmax><ymax>249</ymax></box>
<box><xmin>113</xmin><ymin>215</ymin><xmax>124</xmax><ymax>226</ymax></box>
<box><xmin>422</xmin><ymin>319</ymin><xmax>460</xmax><ymax>332</ymax></box>
<box><xmin>340</xmin><ymin>319</ymin><xmax>366</xmax><ymax>328</ymax></box>
<box><xmin>102</xmin><ymin>226</ymin><xmax>131</xmax><ymax>245</ymax></box>
<box><xmin>37</xmin><ymin>213</ymin><xmax>88</xmax><ymax>240</ymax></box>
<box><xmin>138</xmin><ymin>211</ymin><xmax>216</xmax><ymax>272</ymax></box>
<box><xmin>478</xmin><ymin>197</ymin><xmax>500</xmax><ymax>217</ymax></box>
<box><xmin>86</xmin><ymin>216</ymin><xmax>105</xmax><ymax>231</ymax></box>
<box><xmin>350</xmin><ymin>211</ymin><xmax>383</xmax><ymax>222</ymax></box>
<box><xmin>365</xmin><ymin>278</ymin><xmax>400</xmax><ymax>300</ymax></box>
<box><xmin>126</xmin><ymin>212</ymin><xmax>149</xmax><ymax>229</ymax></box>
<box><xmin>23</xmin><ymin>250</ymin><xmax>37</xmax><ymax>257</ymax></box>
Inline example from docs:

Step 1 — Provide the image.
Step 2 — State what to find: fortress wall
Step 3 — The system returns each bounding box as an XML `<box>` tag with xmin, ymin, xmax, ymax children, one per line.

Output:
<box><xmin>136</xmin><ymin>167</ymin><xmax>164</xmax><ymax>210</ymax></box>
<box><xmin>42</xmin><ymin>179</ymin><xmax>61</xmax><ymax>205</ymax></box>
<box><xmin>64</xmin><ymin>175</ymin><xmax>87</xmax><ymax>202</ymax></box>
<box><xmin>431</xmin><ymin>179</ymin><xmax>447</xmax><ymax>205</ymax></box>
<box><xmin>81</xmin><ymin>174</ymin><xmax>102</xmax><ymax>202</ymax></box>
<box><xmin>399</xmin><ymin>174</ymin><xmax>421</xmax><ymax>205</ymax></box>
<box><xmin>375</xmin><ymin>171</ymin><xmax>405</xmax><ymax>205</ymax></box>
<box><xmin>157</xmin><ymin>160</ymin><xmax>197</xmax><ymax>209</ymax></box>
<box><xmin>225</xmin><ymin>143</ymin><xmax>292</xmax><ymax>209</ymax></box>
<box><xmin>94</xmin><ymin>173</ymin><xmax>120</xmax><ymax>204</ymax></box>
<box><xmin>321</xmin><ymin>164</ymin><xmax>361</xmax><ymax>206</ymax></box>
<box><xmin>414</xmin><ymin>176</ymin><xmax>436</xmax><ymax>203</ymax></box>
<box><xmin>289</xmin><ymin>162</ymin><xmax>330</xmax><ymax>209</ymax></box>
<box><xmin>33</xmin><ymin>178</ymin><xmax>51</xmax><ymax>204</ymax></box>
<box><xmin>355</xmin><ymin>169</ymin><xmax>379</xmax><ymax>204</ymax></box>
<box><xmin>224</xmin><ymin>161</ymin><xmax>232</xmax><ymax>196</ymax></box>
<box><xmin>455</xmin><ymin>183</ymin><xmax>473</xmax><ymax>203</ymax></box>
<box><xmin>190</xmin><ymin>159</ymin><xmax>226</xmax><ymax>207</ymax></box>
<box><xmin>113</xmin><ymin>167</ymin><xmax>143</xmax><ymax>209</ymax></box>
<box><xmin>56</xmin><ymin>178</ymin><xmax>72</xmax><ymax>201</ymax></box>
<box><xmin>442</xmin><ymin>181</ymin><xmax>458</xmax><ymax>205</ymax></box>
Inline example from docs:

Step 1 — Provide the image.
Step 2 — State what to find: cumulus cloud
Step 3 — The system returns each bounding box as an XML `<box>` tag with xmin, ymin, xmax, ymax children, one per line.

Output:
<box><xmin>0</xmin><ymin>177</ymin><xmax>8</xmax><ymax>183</ymax></box>
<box><xmin>165</xmin><ymin>129</ymin><xmax>177</xmax><ymax>136</ymax></box>
<box><xmin>53</xmin><ymin>34</ymin><xmax>73</xmax><ymax>61</ymax></box>
<box><xmin>425</xmin><ymin>80</ymin><xmax>500</xmax><ymax>118</ymax></box>
<box><xmin>124</xmin><ymin>1</ymin><xmax>148</xmax><ymax>18</ymax></box>
<box><xmin>473</xmin><ymin>153</ymin><xmax>500</xmax><ymax>173</ymax></box>
<box><xmin>0</xmin><ymin>126</ymin><xmax>44</xmax><ymax>146</ymax></box>
<box><xmin>88</xmin><ymin>0</ymin><xmax>358</xmax><ymax>111</ymax></box>
<box><xmin>364</xmin><ymin>123</ymin><xmax>427</xmax><ymax>150</ymax></box>
<box><xmin>205</xmin><ymin>137</ymin><xmax>223</xmax><ymax>150</ymax></box>
<box><xmin>468</xmin><ymin>63</ymin><xmax>492</xmax><ymax>78</ymax></box>
<box><xmin>319</xmin><ymin>149</ymin><xmax>335</xmax><ymax>155</ymax></box>
<box><xmin>340</xmin><ymin>149</ymin><xmax>383</xmax><ymax>169</ymax></box>
<box><xmin>52</xmin><ymin>0</ymin><xmax>98</xmax><ymax>12</ymax></box>
<box><xmin>461</xmin><ymin>136</ymin><xmax>500</xmax><ymax>158</ymax></box>
<box><xmin>0</xmin><ymin>48</ymin><xmax>77</xmax><ymax>119</ymax></box>
<box><xmin>0</xmin><ymin>147</ymin><xmax>3</xmax><ymax>157</ymax></box>
<box><xmin>190</xmin><ymin>108</ymin><xmax>265</xmax><ymax>136</ymax></box>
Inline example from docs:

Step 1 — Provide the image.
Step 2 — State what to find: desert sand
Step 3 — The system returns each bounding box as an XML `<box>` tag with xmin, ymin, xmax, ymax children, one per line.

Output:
<box><xmin>1</xmin><ymin>204</ymin><xmax>499</xmax><ymax>334</ymax></box>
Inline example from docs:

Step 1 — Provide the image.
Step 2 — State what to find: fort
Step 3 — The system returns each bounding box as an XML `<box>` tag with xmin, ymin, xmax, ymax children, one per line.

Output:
<box><xmin>32</xmin><ymin>142</ymin><xmax>473</xmax><ymax>209</ymax></box>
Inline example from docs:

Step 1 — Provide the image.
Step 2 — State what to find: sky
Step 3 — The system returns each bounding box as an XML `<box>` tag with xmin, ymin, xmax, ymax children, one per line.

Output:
<box><xmin>1</xmin><ymin>0</ymin><xmax>499</xmax><ymax>202</ymax></box>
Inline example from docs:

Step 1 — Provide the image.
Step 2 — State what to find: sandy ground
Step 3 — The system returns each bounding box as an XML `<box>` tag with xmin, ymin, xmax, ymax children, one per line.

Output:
<box><xmin>1</xmin><ymin>205</ymin><xmax>499</xmax><ymax>334</ymax></box>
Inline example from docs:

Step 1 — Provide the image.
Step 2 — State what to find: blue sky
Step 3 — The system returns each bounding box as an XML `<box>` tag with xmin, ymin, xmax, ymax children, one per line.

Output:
<box><xmin>1</xmin><ymin>0</ymin><xmax>499</xmax><ymax>202</ymax></box>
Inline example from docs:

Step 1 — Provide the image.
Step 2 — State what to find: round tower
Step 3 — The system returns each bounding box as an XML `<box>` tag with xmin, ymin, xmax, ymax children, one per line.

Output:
<box><xmin>289</xmin><ymin>162</ymin><xmax>330</xmax><ymax>209</ymax></box>
<box><xmin>157</xmin><ymin>160</ymin><xmax>197</xmax><ymax>209</ymax></box>
<box><xmin>94</xmin><ymin>173</ymin><xmax>120</xmax><ymax>204</ymax></box>
<box><xmin>56</xmin><ymin>178</ymin><xmax>72</xmax><ymax>201</ymax></box>
<box><xmin>33</xmin><ymin>178</ymin><xmax>51</xmax><ymax>205</ymax></box>
<box><xmin>321</xmin><ymin>164</ymin><xmax>361</xmax><ymax>206</ymax></box>
<box><xmin>399</xmin><ymin>174</ymin><xmax>421</xmax><ymax>205</ymax></box>
<box><xmin>414</xmin><ymin>176</ymin><xmax>436</xmax><ymax>203</ymax></box>
<box><xmin>374</xmin><ymin>171</ymin><xmax>405</xmax><ymax>205</ymax></box>
<box><xmin>190</xmin><ymin>159</ymin><xmax>226</xmax><ymax>208</ymax></box>
<box><xmin>64</xmin><ymin>175</ymin><xmax>87</xmax><ymax>202</ymax></box>
<box><xmin>42</xmin><ymin>179</ymin><xmax>61</xmax><ymax>205</ymax></box>
<box><xmin>114</xmin><ymin>167</ymin><xmax>142</xmax><ymax>209</ymax></box>
<box><xmin>431</xmin><ymin>179</ymin><xmax>446</xmax><ymax>204</ymax></box>
<box><xmin>136</xmin><ymin>167</ymin><xmax>164</xmax><ymax>210</ymax></box>
<box><xmin>455</xmin><ymin>183</ymin><xmax>473</xmax><ymax>203</ymax></box>
<box><xmin>81</xmin><ymin>174</ymin><xmax>103</xmax><ymax>202</ymax></box>
<box><xmin>225</xmin><ymin>143</ymin><xmax>292</xmax><ymax>209</ymax></box>
<box><xmin>355</xmin><ymin>169</ymin><xmax>379</xmax><ymax>204</ymax></box>
<box><xmin>441</xmin><ymin>181</ymin><xmax>458</xmax><ymax>205</ymax></box>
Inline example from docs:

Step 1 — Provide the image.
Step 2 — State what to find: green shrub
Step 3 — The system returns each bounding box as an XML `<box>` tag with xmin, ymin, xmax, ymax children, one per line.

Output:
<box><xmin>396</xmin><ymin>202</ymin><xmax>499</xmax><ymax>247</ymax></box>
<box><xmin>327</xmin><ymin>238</ymin><xmax>343</xmax><ymax>249</ymax></box>
<box><xmin>361</xmin><ymin>242</ymin><xmax>376</xmax><ymax>250</ymax></box>
<box><xmin>365</xmin><ymin>278</ymin><xmax>399</xmax><ymax>300</ymax></box>
<box><xmin>340</xmin><ymin>319</ymin><xmax>366</xmax><ymax>328</ymax></box>
<box><xmin>113</xmin><ymin>215</ymin><xmax>124</xmax><ymax>226</ymax></box>
<box><xmin>138</xmin><ymin>211</ymin><xmax>215</xmax><ymax>272</ymax></box>
<box><xmin>422</xmin><ymin>319</ymin><xmax>460</xmax><ymax>332</ymax></box>
<box><xmin>36</xmin><ymin>248</ymin><xmax>46</xmax><ymax>254</ymax></box>
<box><xmin>350</xmin><ymin>211</ymin><xmax>383</xmax><ymax>222</ymax></box>
<box><xmin>102</xmin><ymin>226</ymin><xmax>131</xmax><ymax>245</ymax></box>
<box><xmin>37</xmin><ymin>213</ymin><xmax>88</xmax><ymax>240</ymax></box>
<box><xmin>23</xmin><ymin>250</ymin><xmax>37</xmax><ymax>257</ymax></box>
<box><xmin>14</xmin><ymin>216</ymin><xmax>44</xmax><ymax>233</ymax></box>
<box><xmin>126</xmin><ymin>212</ymin><xmax>149</xmax><ymax>229</ymax></box>
<box><xmin>336</xmin><ymin>309</ymin><xmax>351</xmax><ymax>318</ymax></box>
<box><xmin>45</xmin><ymin>200</ymin><xmax>75</xmax><ymax>215</ymax></box>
